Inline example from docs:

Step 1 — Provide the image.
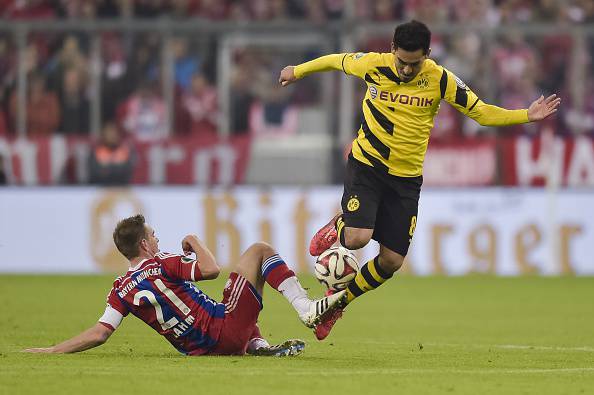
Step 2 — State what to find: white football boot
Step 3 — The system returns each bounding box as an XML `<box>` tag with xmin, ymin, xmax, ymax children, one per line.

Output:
<box><xmin>299</xmin><ymin>290</ymin><xmax>347</xmax><ymax>328</ymax></box>
<box><xmin>247</xmin><ymin>339</ymin><xmax>306</xmax><ymax>357</ymax></box>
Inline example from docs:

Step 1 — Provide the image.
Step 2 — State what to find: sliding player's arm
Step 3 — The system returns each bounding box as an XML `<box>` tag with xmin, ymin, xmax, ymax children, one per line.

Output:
<box><xmin>23</xmin><ymin>323</ymin><xmax>114</xmax><ymax>354</ymax></box>
<box><xmin>158</xmin><ymin>236</ymin><xmax>220</xmax><ymax>282</ymax></box>
<box><xmin>23</xmin><ymin>288</ymin><xmax>126</xmax><ymax>354</ymax></box>
<box><xmin>442</xmin><ymin>68</ymin><xmax>560</xmax><ymax>126</ymax></box>
<box><xmin>181</xmin><ymin>235</ymin><xmax>220</xmax><ymax>280</ymax></box>
<box><xmin>279</xmin><ymin>52</ymin><xmax>373</xmax><ymax>86</ymax></box>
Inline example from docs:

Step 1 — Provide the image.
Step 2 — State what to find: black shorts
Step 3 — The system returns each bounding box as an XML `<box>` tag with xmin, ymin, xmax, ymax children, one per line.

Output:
<box><xmin>341</xmin><ymin>154</ymin><xmax>422</xmax><ymax>256</ymax></box>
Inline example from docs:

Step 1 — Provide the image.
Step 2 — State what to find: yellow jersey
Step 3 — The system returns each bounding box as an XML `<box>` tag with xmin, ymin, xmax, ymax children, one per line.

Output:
<box><xmin>294</xmin><ymin>52</ymin><xmax>529</xmax><ymax>177</ymax></box>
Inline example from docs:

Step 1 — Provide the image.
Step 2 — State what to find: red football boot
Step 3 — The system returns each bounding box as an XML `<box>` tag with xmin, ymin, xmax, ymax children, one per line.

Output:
<box><xmin>309</xmin><ymin>213</ymin><xmax>342</xmax><ymax>256</ymax></box>
<box><xmin>314</xmin><ymin>289</ymin><xmax>345</xmax><ymax>340</ymax></box>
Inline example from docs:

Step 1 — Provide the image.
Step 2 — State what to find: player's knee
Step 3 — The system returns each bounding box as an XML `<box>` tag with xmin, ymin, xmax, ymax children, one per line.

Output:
<box><xmin>248</xmin><ymin>242</ymin><xmax>276</xmax><ymax>262</ymax></box>
<box><xmin>245</xmin><ymin>241</ymin><xmax>271</xmax><ymax>253</ymax></box>
<box><xmin>342</xmin><ymin>230</ymin><xmax>371</xmax><ymax>250</ymax></box>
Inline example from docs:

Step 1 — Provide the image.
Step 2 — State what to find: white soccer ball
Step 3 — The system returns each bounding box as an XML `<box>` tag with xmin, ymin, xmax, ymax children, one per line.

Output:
<box><xmin>314</xmin><ymin>246</ymin><xmax>359</xmax><ymax>291</ymax></box>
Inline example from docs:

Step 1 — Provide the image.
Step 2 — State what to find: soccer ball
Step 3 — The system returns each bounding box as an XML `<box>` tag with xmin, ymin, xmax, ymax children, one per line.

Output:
<box><xmin>314</xmin><ymin>246</ymin><xmax>359</xmax><ymax>291</ymax></box>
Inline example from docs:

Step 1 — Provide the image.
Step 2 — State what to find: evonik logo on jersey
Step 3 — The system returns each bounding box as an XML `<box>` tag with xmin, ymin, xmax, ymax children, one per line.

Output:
<box><xmin>369</xmin><ymin>86</ymin><xmax>434</xmax><ymax>107</ymax></box>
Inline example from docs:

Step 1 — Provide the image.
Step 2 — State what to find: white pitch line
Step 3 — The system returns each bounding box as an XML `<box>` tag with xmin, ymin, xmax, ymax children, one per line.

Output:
<box><xmin>426</xmin><ymin>343</ymin><xmax>594</xmax><ymax>353</ymax></box>
<box><xmin>282</xmin><ymin>367</ymin><xmax>594</xmax><ymax>376</ymax></box>
<box><xmin>497</xmin><ymin>344</ymin><xmax>594</xmax><ymax>352</ymax></box>
<box><xmin>348</xmin><ymin>340</ymin><xmax>594</xmax><ymax>353</ymax></box>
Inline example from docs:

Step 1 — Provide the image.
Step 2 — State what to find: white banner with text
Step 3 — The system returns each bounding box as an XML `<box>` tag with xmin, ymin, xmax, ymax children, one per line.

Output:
<box><xmin>0</xmin><ymin>187</ymin><xmax>592</xmax><ymax>275</ymax></box>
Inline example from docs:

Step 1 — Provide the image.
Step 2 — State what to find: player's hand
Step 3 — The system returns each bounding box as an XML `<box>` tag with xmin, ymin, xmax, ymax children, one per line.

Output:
<box><xmin>279</xmin><ymin>66</ymin><xmax>297</xmax><ymax>87</ymax></box>
<box><xmin>22</xmin><ymin>347</ymin><xmax>55</xmax><ymax>353</ymax></box>
<box><xmin>527</xmin><ymin>94</ymin><xmax>561</xmax><ymax>121</ymax></box>
<box><xmin>181</xmin><ymin>235</ymin><xmax>196</xmax><ymax>256</ymax></box>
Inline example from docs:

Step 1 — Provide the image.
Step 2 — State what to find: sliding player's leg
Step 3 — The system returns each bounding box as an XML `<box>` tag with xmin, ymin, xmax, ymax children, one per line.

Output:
<box><xmin>246</xmin><ymin>325</ymin><xmax>305</xmax><ymax>357</ymax></box>
<box><xmin>232</xmin><ymin>242</ymin><xmax>346</xmax><ymax>327</ymax></box>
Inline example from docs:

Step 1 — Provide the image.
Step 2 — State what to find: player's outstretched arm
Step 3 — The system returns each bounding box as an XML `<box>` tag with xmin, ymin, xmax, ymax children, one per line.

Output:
<box><xmin>527</xmin><ymin>94</ymin><xmax>561</xmax><ymax>121</ymax></box>
<box><xmin>182</xmin><ymin>234</ymin><xmax>220</xmax><ymax>280</ymax></box>
<box><xmin>23</xmin><ymin>323</ymin><xmax>114</xmax><ymax>354</ymax></box>
<box><xmin>279</xmin><ymin>54</ymin><xmax>348</xmax><ymax>87</ymax></box>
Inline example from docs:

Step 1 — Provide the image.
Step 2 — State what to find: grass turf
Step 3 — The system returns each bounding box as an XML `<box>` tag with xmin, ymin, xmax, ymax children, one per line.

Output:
<box><xmin>1</xmin><ymin>274</ymin><xmax>593</xmax><ymax>394</ymax></box>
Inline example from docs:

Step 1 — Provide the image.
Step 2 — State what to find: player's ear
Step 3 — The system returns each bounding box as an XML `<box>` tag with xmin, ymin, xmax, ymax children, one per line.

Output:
<box><xmin>139</xmin><ymin>238</ymin><xmax>148</xmax><ymax>251</ymax></box>
<box><xmin>391</xmin><ymin>42</ymin><xmax>396</xmax><ymax>54</ymax></box>
<box><xmin>426</xmin><ymin>47</ymin><xmax>431</xmax><ymax>58</ymax></box>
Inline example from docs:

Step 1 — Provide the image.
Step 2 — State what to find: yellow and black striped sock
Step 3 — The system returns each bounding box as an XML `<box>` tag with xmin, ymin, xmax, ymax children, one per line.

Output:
<box><xmin>346</xmin><ymin>256</ymin><xmax>393</xmax><ymax>303</ymax></box>
<box><xmin>336</xmin><ymin>216</ymin><xmax>346</xmax><ymax>247</ymax></box>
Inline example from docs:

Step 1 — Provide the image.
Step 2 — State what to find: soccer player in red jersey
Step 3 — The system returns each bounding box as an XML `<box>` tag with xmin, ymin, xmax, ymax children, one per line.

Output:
<box><xmin>24</xmin><ymin>215</ymin><xmax>345</xmax><ymax>356</ymax></box>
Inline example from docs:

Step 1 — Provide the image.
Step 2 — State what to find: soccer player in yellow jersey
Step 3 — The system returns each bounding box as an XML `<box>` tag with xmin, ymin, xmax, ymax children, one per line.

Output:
<box><xmin>278</xmin><ymin>20</ymin><xmax>561</xmax><ymax>340</ymax></box>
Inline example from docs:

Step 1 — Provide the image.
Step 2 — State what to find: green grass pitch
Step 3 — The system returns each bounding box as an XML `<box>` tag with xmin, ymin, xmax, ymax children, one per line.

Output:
<box><xmin>1</xmin><ymin>274</ymin><xmax>593</xmax><ymax>394</ymax></box>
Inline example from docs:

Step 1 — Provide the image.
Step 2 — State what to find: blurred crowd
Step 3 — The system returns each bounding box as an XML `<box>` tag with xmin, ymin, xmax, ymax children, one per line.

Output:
<box><xmin>0</xmin><ymin>0</ymin><xmax>593</xmax><ymax>185</ymax></box>
<box><xmin>1</xmin><ymin>0</ymin><xmax>593</xmax><ymax>23</ymax></box>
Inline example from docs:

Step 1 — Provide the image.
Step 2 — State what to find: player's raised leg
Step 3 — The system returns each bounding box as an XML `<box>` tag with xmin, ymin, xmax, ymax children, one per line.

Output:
<box><xmin>309</xmin><ymin>213</ymin><xmax>341</xmax><ymax>256</ymax></box>
<box><xmin>314</xmin><ymin>244</ymin><xmax>400</xmax><ymax>340</ymax></box>
<box><xmin>309</xmin><ymin>213</ymin><xmax>376</xmax><ymax>256</ymax></box>
<box><xmin>234</xmin><ymin>242</ymin><xmax>346</xmax><ymax>328</ymax></box>
<box><xmin>344</xmin><ymin>246</ymin><xmax>400</xmax><ymax>304</ymax></box>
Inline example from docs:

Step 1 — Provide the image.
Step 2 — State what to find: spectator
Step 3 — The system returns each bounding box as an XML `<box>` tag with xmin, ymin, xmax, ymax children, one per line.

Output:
<box><xmin>229</xmin><ymin>51</ymin><xmax>257</xmax><ymax>134</ymax></box>
<box><xmin>0</xmin><ymin>36</ymin><xmax>15</xmax><ymax>108</ymax></box>
<box><xmin>303</xmin><ymin>0</ymin><xmax>328</xmax><ymax>23</ymax></box>
<box><xmin>493</xmin><ymin>30</ymin><xmax>538</xmax><ymax>92</ymax></box>
<box><xmin>171</xmin><ymin>37</ymin><xmax>200</xmax><ymax>91</ymax></box>
<box><xmin>498</xmin><ymin>0</ymin><xmax>535</xmax><ymax>24</ymax></box>
<box><xmin>442</xmin><ymin>32</ymin><xmax>483</xmax><ymax>88</ymax></box>
<box><xmin>2</xmin><ymin>0</ymin><xmax>56</xmax><ymax>19</ymax></box>
<box><xmin>9</xmin><ymin>73</ymin><xmax>60</xmax><ymax>136</ymax></box>
<box><xmin>134</xmin><ymin>0</ymin><xmax>168</xmax><ymax>18</ymax></box>
<box><xmin>123</xmin><ymin>34</ymin><xmax>160</xmax><ymax>95</ymax></box>
<box><xmin>58</xmin><ymin>0</ymin><xmax>97</xmax><ymax>19</ymax></box>
<box><xmin>404</xmin><ymin>0</ymin><xmax>448</xmax><ymax>24</ymax></box>
<box><xmin>177</xmin><ymin>73</ymin><xmax>218</xmax><ymax>135</ymax></box>
<box><xmin>101</xmin><ymin>33</ymin><xmax>128</xmax><ymax>122</ymax></box>
<box><xmin>95</xmin><ymin>0</ymin><xmax>122</xmax><ymax>18</ymax></box>
<box><xmin>46</xmin><ymin>34</ymin><xmax>88</xmax><ymax>94</ymax></box>
<box><xmin>58</xmin><ymin>67</ymin><xmax>90</xmax><ymax>134</ymax></box>
<box><xmin>169</xmin><ymin>0</ymin><xmax>200</xmax><ymax>18</ymax></box>
<box><xmin>120</xmin><ymin>81</ymin><xmax>167</xmax><ymax>141</ymax></box>
<box><xmin>0</xmin><ymin>109</ymin><xmax>8</xmax><ymax>136</ymax></box>
<box><xmin>249</xmin><ymin>99</ymin><xmax>298</xmax><ymax>138</ymax></box>
<box><xmin>498</xmin><ymin>71</ymin><xmax>541</xmax><ymax>135</ymax></box>
<box><xmin>88</xmin><ymin>121</ymin><xmax>135</xmax><ymax>185</ymax></box>
<box><xmin>370</xmin><ymin>0</ymin><xmax>404</xmax><ymax>21</ymax></box>
<box><xmin>0</xmin><ymin>153</ymin><xmax>7</xmax><ymax>185</ymax></box>
<box><xmin>193</xmin><ymin>0</ymin><xmax>229</xmax><ymax>20</ymax></box>
<box><xmin>563</xmin><ymin>76</ymin><xmax>594</xmax><ymax>136</ymax></box>
<box><xmin>452</xmin><ymin>0</ymin><xmax>499</xmax><ymax>27</ymax></box>
<box><xmin>431</xmin><ymin>103</ymin><xmax>463</xmax><ymax>141</ymax></box>
<box><xmin>236</xmin><ymin>49</ymin><xmax>298</xmax><ymax>137</ymax></box>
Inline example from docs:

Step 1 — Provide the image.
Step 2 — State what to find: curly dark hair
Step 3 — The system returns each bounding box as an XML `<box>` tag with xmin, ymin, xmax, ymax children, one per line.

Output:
<box><xmin>113</xmin><ymin>214</ymin><xmax>147</xmax><ymax>259</ymax></box>
<box><xmin>393</xmin><ymin>20</ymin><xmax>431</xmax><ymax>54</ymax></box>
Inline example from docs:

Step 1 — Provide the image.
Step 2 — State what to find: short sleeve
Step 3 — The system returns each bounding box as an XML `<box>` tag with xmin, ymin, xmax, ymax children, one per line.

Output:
<box><xmin>157</xmin><ymin>252</ymin><xmax>202</xmax><ymax>282</ymax></box>
<box><xmin>98</xmin><ymin>305</ymin><xmax>124</xmax><ymax>331</ymax></box>
<box><xmin>341</xmin><ymin>52</ymin><xmax>374</xmax><ymax>79</ymax></box>
<box><xmin>441</xmin><ymin>68</ymin><xmax>481</xmax><ymax>116</ymax></box>
<box><xmin>106</xmin><ymin>287</ymin><xmax>129</xmax><ymax>316</ymax></box>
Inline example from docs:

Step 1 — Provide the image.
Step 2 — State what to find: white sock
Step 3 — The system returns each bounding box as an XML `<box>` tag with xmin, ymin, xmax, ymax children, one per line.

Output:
<box><xmin>247</xmin><ymin>337</ymin><xmax>269</xmax><ymax>352</ymax></box>
<box><xmin>278</xmin><ymin>276</ymin><xmax>311</xmax><ymax>316</ymax></box>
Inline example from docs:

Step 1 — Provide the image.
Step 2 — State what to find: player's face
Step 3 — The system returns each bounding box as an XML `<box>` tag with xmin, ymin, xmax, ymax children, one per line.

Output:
<box><xmin>143</xmin><ymin>225</ymin><xmax>160</xmax><ymax>256</ymax></box>
<box><xmin>391</xmin><ymin>45</ymin><xmax>429</xmax><ymax>83</ymax></box>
